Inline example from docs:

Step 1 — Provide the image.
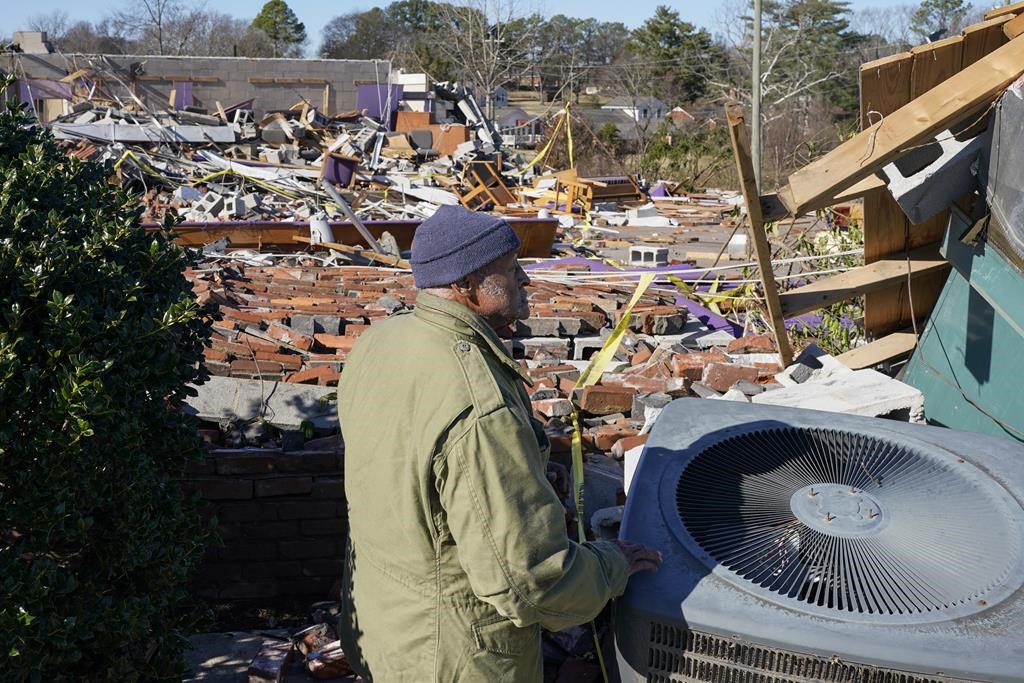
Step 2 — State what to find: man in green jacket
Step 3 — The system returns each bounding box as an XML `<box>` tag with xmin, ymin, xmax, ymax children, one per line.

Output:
<box><xmin>337</xmin><ymin>206</ymin><xmax>661</xmax><ymax>681</ymax></box>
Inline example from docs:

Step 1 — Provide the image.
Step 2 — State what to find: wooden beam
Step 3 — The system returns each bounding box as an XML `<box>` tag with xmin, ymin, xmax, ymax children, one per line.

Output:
<box><xmin>778</xmin><ymin>245</ymin><xmax>948</xmax><ymax>318</ymax></box>
<box><xmin>836</xmin><ymin>332</ymin><xmax>918</xmax><ymax>369</ymax></box>
<box><xmin>60</xmin><ymin>67</ymin><xmax>93</xmax><ymax>83</ymax></box>
<box><xmin>292</xmin><ymin>235</ymin><xmax>410</xmax><ymax>269</ymax></box>
<box><xmin>760</xmin><ymin>175</ymin><xmax>885</xmax><ymax>222</ymax></box>
<box><xmin>985</xmin><ymin>1</ymin><xmax>1024</xmax><ymax>20</ymax></box>
<box><xmin>1005</xmin><ymin>12</ymin><xmax>1024</xmax><ymax>39</ymax></box>
<box><xmin>781</xmin><ymin>35</ymin><xmax>1024</xmax><ymax>216</ymax></box>
<box><xmin>726</xmin><ymin>103</ymin><xmax>794</xmax><ymax>366</ymax></box>
<box><xmin>962</xmin><ymin>15</ymin><xmax>1012</xmax><ymax>67</ymax></box>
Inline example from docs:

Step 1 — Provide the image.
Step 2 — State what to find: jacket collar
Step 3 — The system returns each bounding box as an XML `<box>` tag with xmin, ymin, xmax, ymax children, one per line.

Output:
<box><xmin>414</xmin><ymin>291</ymin><xmax>533</xmax><ymax>385</ymax></box>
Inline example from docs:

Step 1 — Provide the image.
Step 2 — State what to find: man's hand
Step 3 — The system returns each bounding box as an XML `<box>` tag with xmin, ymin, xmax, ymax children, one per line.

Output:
<box><xmin>611</xmin><ymin>540</ymin><xmax>663</xmax><ymax>575</ymax></box>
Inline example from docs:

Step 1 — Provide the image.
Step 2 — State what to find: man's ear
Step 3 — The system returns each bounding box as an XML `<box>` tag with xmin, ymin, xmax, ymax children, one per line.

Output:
<box><xmin>450</xmin><ymin>277</ymin><xmax>476</xmax><ymax>300</ymax></box>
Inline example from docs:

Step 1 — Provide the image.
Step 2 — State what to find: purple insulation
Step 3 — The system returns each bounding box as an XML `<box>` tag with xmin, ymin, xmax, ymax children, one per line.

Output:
<box><xmin>356</xmin><ymin>84</ymin><xmax>404</xmax><ymax>128</ymax></box>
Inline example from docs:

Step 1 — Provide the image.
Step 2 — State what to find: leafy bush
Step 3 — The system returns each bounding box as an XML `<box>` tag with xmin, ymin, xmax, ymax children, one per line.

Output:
<box><xmin>0</xmin><ymin>81</ymin><xmax>214</xmax><ymax>680</ymax></box>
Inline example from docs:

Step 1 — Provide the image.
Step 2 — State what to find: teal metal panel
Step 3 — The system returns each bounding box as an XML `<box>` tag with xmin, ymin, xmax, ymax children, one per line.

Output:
<box><xmin>903</xmin><ymin>209</ymin><xmax>1024</xmax><ymax>444</ymax></box>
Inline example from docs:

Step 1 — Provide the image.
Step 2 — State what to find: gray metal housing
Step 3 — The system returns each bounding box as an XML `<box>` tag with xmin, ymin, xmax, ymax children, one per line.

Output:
<box><xmin>616</xmin><ymin>399</ymin><xmax>1024</xmax><ymax>682</ymax></box>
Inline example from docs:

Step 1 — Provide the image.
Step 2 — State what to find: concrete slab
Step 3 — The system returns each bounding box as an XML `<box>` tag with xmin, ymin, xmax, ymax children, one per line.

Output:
<box><xmin>185</xmin><ymin>376</ymin><xmax>338</xmax><ymax>431</ymax></box>
<box><xmin>185</xmin><ymin>632</ymin><xmax>265</xmax><ymax>682</ymax></box>
<box><xmin>752</xmin><ymin>368</ymin><xmax>924</xmax><ymax>421</ymax></box>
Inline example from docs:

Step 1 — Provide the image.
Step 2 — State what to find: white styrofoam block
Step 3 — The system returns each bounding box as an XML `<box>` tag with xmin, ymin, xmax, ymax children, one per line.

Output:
<box><xmin>752</xmin><ymin>368</ymin><xmax>924</xmax><ymax>421</ymax></box>
<box><xmin>623</xmin><ymin>444</ymin><xmax>646</xmax><ymax>497</ymax></box>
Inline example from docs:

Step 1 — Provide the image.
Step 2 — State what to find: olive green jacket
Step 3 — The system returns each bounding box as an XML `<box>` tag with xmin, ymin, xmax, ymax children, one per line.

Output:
<box><xmin>337</xmin><ymin>292</ymin><xmax>630</xmax><ymax>682</ymax></box>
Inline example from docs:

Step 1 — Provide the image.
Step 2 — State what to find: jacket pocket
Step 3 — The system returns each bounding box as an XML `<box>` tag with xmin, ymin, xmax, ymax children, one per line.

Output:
<box><xmin>471</xmin><ymin>616</ymin><xmax>537</xmax><ymax>657</ymax></box>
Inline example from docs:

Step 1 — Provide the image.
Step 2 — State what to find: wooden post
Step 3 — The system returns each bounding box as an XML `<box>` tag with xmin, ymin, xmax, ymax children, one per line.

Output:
<box><xmin>726</xmin><ymin>103</ymin><xmax>794</xmax><ymax>366</ymax></box>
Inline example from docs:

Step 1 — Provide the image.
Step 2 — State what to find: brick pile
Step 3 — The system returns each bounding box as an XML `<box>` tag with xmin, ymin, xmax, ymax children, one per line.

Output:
<box><xmin>186</xmin><ymin>260</ymin><xmax>785</xmax><ymax>461</ymax></box>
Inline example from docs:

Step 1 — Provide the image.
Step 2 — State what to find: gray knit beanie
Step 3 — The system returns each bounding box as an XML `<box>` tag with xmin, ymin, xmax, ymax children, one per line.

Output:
<box><xmin>410</xmin><ymin>205</ymin><xmax>522</xmax><ymax>288</ymax></box>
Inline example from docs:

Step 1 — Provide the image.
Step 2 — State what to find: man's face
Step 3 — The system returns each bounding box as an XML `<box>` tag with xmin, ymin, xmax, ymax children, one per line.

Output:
<box><xmin>472</xmin><ymin>251</ymin><xmax>531</xmax><ymax>329</ymax></box>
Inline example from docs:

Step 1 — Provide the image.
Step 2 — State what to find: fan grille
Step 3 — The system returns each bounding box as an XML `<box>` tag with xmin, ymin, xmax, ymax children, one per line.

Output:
<box><xmin>675</xmin><ymin>427</ymin><xmax>1023</xmax><ymax>618</ymax></box>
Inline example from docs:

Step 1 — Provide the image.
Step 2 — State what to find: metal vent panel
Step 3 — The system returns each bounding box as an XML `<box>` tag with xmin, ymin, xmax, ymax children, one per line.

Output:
<box><xmin>672</xmin><ymin>427</ymin><xmax>1024</xmax><ymax>623</ymax></box>
<box><xmin>647</xmin><ymin>623</ymin><xmax>964</xmax><ymax>683</ymax></box>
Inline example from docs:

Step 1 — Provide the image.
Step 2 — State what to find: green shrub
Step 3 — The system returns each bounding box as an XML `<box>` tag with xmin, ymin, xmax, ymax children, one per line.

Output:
<box><xmin>0</xmin><ymin>80</ymin><xmax>214</xmax><ymax>681</ymax></box>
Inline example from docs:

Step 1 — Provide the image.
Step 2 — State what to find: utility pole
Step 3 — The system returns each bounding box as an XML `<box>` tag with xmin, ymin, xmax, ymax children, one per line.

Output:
<box><xmin>752</xmin><ymin>0</ymin><xmax>763</xmax><ymax>191</ymax></box>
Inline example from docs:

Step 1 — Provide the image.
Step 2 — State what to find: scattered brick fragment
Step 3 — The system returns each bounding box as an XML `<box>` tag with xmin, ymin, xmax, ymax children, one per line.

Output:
<box><xmin>701</xmin><ymin>362</ymin><xmax>760</xmax><ymax>393</ymax></box>
<box><xmin>726</xmin><ymin>335</ymin><xmax>776</xmax><ymax>354</ymax></box>
<box><xmin>670</xmin><ymin>350</ymin><xmax>729</xmax><ymax>381</ymax></box>
<box><xmin>580</xmin><ymin>386</ymin><xmax>636</xmax><ymax>416</ymax></box>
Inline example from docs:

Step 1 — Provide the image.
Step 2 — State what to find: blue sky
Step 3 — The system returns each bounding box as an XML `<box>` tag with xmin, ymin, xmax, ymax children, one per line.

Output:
<box><xmin>2</xmin><ymin>1</ymin><xmax>949</xmax><ymax>47</ymax></box>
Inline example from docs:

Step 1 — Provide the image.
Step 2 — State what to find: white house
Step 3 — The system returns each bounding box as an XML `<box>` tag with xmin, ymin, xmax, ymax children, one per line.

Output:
<box><xmin>601</xmin><ymin>96</ymin><xmax>667</xmax><ymax>123</ymax></box>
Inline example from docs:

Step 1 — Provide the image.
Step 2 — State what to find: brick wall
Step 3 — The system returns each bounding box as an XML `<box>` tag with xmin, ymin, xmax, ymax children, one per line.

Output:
<box><xmin>186</xmin><ymin>448</ymin><xmax>346</xmax><ymax>601</ymax></box>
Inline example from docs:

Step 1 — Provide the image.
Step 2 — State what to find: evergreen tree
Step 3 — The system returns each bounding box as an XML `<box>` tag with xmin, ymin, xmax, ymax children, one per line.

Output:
<box><xmin>251</xmin><ymin>0</ymin><xmax>306</xmax><ymax>57</ymax></box>
<box><xmin>626</xmin><ymin>6</ymin><xmax>723</xmax><ymax>102</ymax></box>
<box><xmin>911</xmin><ymin>0</ymin><xmax>972</xmax><ymax>40</ymax></box>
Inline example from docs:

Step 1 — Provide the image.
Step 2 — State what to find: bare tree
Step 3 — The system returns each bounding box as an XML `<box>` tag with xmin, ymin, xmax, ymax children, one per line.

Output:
<box><xmin>431</xmin><ymin>0</ymin><xmax>541</xmax><ymax>118</ymax></box>
<box><xmin>27</xmin><ymin>10</ymin><xmax>70</xmax><ymax>43</ymax></box>
<box><xmin>109</xmin><ymin>0</ymin><xmax>207</xmax><ymax>55</ymax></box>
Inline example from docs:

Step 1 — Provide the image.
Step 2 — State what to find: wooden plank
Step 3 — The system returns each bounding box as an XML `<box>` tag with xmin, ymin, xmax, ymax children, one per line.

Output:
<box><xmin>726</xmin><ymin>103</ymin><xmax>794</xmax><ymax>366</ymax></box>
<box><xmin>910</xmin><ymin>35</ymin><xmax>963</xmax><ymax>97</ymax></box>
<box><xmin>836</xmin><ymin>332</ymin><xmax>918</xmax><ymax>369</ymax></box>
<box><xmin>962</xmin><ymin>15</ymin><xmax>1012</xmax><ymax>67</ymax></box>
<box><xmin>985</xmin><ymin>1</ymin><xmax>1024</xmax><ymax>20</ymax></box>
<box><xmin>1006</xmin><ymin>12</ymin><xmax>1024</xmax><ymax>39</ymax></box>
<box><xmin>781</xmin><ymin>35</ymin><xmax>1024</xmax><ymax>216</ymax></box>
<box><xmin>293</xmin><ymin>236</ymin><xmax>411</xmax><ymax>269</ymax></box>
<box><xmin>60</xmin><ymin>67</ymin><xmax>93</xmax><ymax>83</ymax></box>
<box><xmin>779</xmin><ymin>245</ymin><xmax>948</xmax><ymax>318</ymax></box>
<box><xmin>859</xmin><ymin>52</ymin><xmax>912</xmax><ymax>127</ymax></box>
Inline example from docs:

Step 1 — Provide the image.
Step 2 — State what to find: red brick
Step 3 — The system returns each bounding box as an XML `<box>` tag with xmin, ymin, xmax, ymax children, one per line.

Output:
<box><xmin>630</xmin><ymin>345</ymin><xmax>653</xmax><ymax>366</ymax></box>
<box><xmin>592</xmin><ymin>424</ymin><xmax>639</xmax><ymax>451</ymax></box>
<box><xmin>273</xmin><ymin>451</ymin><xmax>339</xmax><ymax>473</ymax></box>
<box><xmin>215</xmin><ymin>451</ymin><xmax>274</xmax><ymax>475</ymax></box>
<box><xmin>277</xmin><ymin>501</ymin><xmax>339</xmax><ymax>520</ymax></box>
<box><xmin>192</xmin><ymin>478</ymin><xmax>253</xmax><ymax>500</ymax></box>
<box><xmin>726</xmin><ymin>335</ymin><xmax>776</xmax><ymax>354</ymax></box>
<box><xmin>611</xmin><ymin>433</ymin><xmax>648</xmax><ymax>459</ymax></box>
<box><xmin>670</xmin><ymin>350</ymin><xmax>729</xmax><ymax>381</ymax></box>
<box><xmin>284</xmin><ymin>366</ymin><xmax>340</xmax><ymax>385</ymax></box>
<box><xmin>244</xmin><ymin>560</ymin><xmax>302</xmax><ymax>579</ymax></box>
<box><xmin>234</xmin><ymin>334</ymin><xmax>282</xmax><ymax>353</ymax></box>
<box><xmin>230</xmin><ymin>358</ymin><xmax>283</xmax><ymax>376</ymax></box>
<box><xmin>301</xmin><ymin>518</ymin><xmax>346</xmax><ymax>537</ymax></box>
<box><xmin>216</xmin><ymin>502</ymin><xmax>278</xmax><ymax>522</ymax></box>
<box><xmin>310</xmin><ymin>478</ymin><xmax>345</xmax><ymax>498</ymax></box>
<box><xmin>255</xmin><ymin>477</ymin><xmax>314</xmax><ymax>497</ymax></box>
<box><xmin>701</xmin><ymin>362</ymin><xmax>760</xmax><ymax>393</ymax></box>
<box><xmin>580</xmin><ymin>386</ymin><xmax>636</xmax><ymax>415</ymax></box>
<box><xmin>345</xmin><ymin>324</ymin><xmax>371</xmax><ymax>337</ymax></box>
<box><xmin>265</xmin><ymin>322</ymin><xmax>314</xmax><ymax>351</ymax></box>
<box><xmin>241</xmin><ymin>520</ymin><xmax>299</xmax><ymax>539</ymax></box>
<box><xmin>221</xmin><ymin>308</ymin><xmax>290</xmax><ymax>325</ymax></box>
<box><xmin>254</xmin><ymin>350</ymin><xmax>303</xmax><ymax>371</ymax></box>
<box><xmin>314</xmin><ymin>333</ymin><xmax>358</xmax><ymax>352</ymax></box>
<box><xmin>533</xmin><ymin>398</ymin><xmax>574</xmax><ymax>418</ymax></box>
<box><xmin>203</xmin><ymin>347</ymin><xmax>229</xmax><ymax>363</ymax></box>
<box><xmin>279</xmin><ymin>539</ymin><xmax>334</xmax><ymax>560</ymax></box>
<box><xmin>302</xmin><ymin>559</ymin><xmax>344</xmax><ymax>577</ymax></box>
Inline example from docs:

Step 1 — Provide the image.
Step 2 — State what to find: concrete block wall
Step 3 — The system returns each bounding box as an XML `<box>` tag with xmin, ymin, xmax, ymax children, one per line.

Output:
<box><xmin>186</xmin><ymin>447</ymin><xmax>347</xmax><ymax>601</ymax></box>
<box><xmin>0</xmin><ymin>53</ymin><xmax>389</xmax><ymax>117</ymax></box>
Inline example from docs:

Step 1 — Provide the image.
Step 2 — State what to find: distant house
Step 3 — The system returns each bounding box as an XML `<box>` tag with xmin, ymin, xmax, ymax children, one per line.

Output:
<box><xmin>491</xmin><ymin>85</ymin><xmax>510</xmax><ymax>108</ymax></box>
<box><xmin>495</xmin><ymin>106</ymin><xmax>544</xmax><ymax>147</ymax></box>
<box><xmin>601</xmin><ymin>96</ymin><xmax>667</xmax><ymax>123</ymax></box>
<box><xmin>579</xmin><ymin>107</ymin><xmax>644</xmax><ymax>143</ymax></box>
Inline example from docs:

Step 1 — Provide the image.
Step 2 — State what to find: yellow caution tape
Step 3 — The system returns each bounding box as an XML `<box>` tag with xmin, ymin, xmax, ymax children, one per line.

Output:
<box><xmin>567</xmin><ymin>271</ymin><xmax>654</xmax><ymax>683</ymax></box>
<box><xmin>515</xmin><ymin>113</ymin><xmax>565</xmax><ymax>177</ymax></box>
